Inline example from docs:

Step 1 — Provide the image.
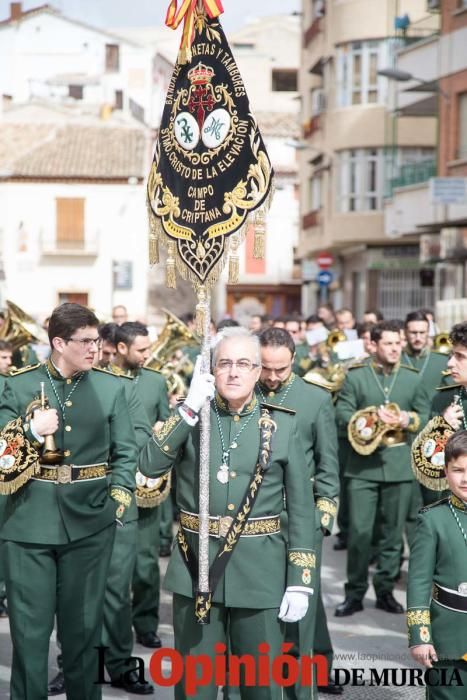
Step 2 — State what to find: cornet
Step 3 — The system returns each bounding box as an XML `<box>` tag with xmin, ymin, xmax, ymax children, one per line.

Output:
<box><xmin>26</xmin><ymin>383</ymin><xmax>64</xmax><ymax>465</ymax></box>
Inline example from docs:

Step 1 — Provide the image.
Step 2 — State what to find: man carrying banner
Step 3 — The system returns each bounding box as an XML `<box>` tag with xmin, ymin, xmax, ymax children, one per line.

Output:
<box><xmin>139</xmin><ymin>327</ymin><xmax>316</xmax><ymax>700</ymax></box>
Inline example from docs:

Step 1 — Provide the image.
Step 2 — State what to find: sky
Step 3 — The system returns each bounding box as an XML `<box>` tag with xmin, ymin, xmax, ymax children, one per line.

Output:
<box><xmin>0</xmin><ymin>0</ymin><xmax>301</xmax><ymax>32</ymax></box>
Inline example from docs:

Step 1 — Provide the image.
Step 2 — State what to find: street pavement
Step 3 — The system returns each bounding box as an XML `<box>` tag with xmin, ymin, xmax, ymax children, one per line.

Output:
<box><xmin>0</xmin><ymin>535</ymin><xmax>424</xmax><ymax>699</ymax></box>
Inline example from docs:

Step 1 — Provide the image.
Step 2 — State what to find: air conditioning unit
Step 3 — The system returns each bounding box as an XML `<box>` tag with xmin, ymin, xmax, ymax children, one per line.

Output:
<box><xmin>427</xmin><ymin>0</ymin><xmax>440</xmax><ymax>11</ymax></box>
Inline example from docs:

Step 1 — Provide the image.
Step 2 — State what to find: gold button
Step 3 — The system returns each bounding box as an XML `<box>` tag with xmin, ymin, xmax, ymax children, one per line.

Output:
<box><xmin>268</xmin><ymin>391</ymin><xmax>275</xmax><ymax>397</ymax></box>
<box><xmin>23</xmin><ymin>422</ymin><xmax>29</xmax><ymax>431</ymax></box>
<box><xmin>227</xmin><ymin>503</ymin><xmax>235</xmax><ymax>511</ymax></box>
<box><xmin>233</xmin><ymin>415</ymin><xmax>240</xmax><ymax>422</ymax></box>
<box><xmin>65</xmin><ymin>400</ymin><xmax>73</xmax><ymax>407</ymax></box>
<box><xmin>66</xmin><ymin>379</ymin><xmax>72</xmax><ymax>385</ymax></box>
<box><xmin>64</xmin><ymin>450</ymin><xmax>71</xmax><ymax>457</ymax></box>
<box><xmin>65</xmin><ymin>425</ymin><xmax>71</xmax><ymax>432</ymax></box>
<box><xmin>230</xmin><ymin>471</ymin><xmax>237</xmax><ymax>479</ymax></box>
<box><xmin>163</xmin><ymin>445</ymin><xmax>170</xmax><ymax>452</ymax></box>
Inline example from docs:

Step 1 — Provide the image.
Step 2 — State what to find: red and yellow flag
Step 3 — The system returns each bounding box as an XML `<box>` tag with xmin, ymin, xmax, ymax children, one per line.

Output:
<box><xmin>166</xmin><ymin>0</ymin><xmax>224</xmax><ymax>63</ymax></box>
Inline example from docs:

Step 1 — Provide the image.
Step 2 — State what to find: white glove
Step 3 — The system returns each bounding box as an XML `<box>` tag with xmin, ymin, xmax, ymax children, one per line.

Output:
<box><xmin>278</xmin><ymin>591</ymin><xmax>309</xmax><ymax>623</ymax></box>
<box><xmin>184</xmin><ymin>355</ymin><xmax>215</xmax><ymax>413</ymax></box>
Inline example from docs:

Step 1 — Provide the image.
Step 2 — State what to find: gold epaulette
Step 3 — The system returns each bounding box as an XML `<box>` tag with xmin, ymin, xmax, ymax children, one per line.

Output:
<box><xmin>303</xmin><ymin>376</ymin><xmax>332</xmax><ymax>392</ymax></box>
<box><xmin>420</xmin><ymin>497</ymin><xmax>450</xmax><ymax>513</ymax></box>
<box><xmin>400</xmin><ymin>364</ymin><xmax>420</xmax><ymax>372</ymax></box>
<box><xmin>260</xmin><ymin>402</ymin><xmax>296</xmax><ymax>415</ymax></box>
<box><xmin>142</xmin><ymin>366</ymin><xmax>162</xmax><ymax>374</ymax></box>
<box><xmin>435</xmin><ymin>383</ymin><xmax>462</xmax><ymax>391</ymax></box>
<box><xmin>9</xmin><ymin>363</ymin><xmax>41</xmax><ymax>376</ymax></box>
<box><xmin>92</xmin><ymin>366</ymin><xmax>133</xmax><ymax>379</ymax></box>
<box><xmin>347</xmin><ymin>363</ymin><xmax>366</xmax><ymax>370</ymax></box>
<box><xmin>441</xmin><ymin>369</ymin><xmax>451</xmax><ymax>376</ymax></box>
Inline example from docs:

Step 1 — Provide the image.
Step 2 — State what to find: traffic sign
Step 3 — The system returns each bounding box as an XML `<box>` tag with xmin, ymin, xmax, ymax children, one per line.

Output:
<box><xmin>316</xmin><ymin>251</ymin><xmax>334</xmax><ymax>269</ymax></box>
<box><xmin>317</xmin><ymin>270</ymin><xmax>333</xmax><ymax>286</ymax></box>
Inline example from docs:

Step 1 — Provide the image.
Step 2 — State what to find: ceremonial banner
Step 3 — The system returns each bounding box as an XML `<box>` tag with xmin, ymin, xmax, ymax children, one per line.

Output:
<box><xmin>147</xmin><ymin>2</ymin><xmax>274</xmax><ymax>305</ymax></box>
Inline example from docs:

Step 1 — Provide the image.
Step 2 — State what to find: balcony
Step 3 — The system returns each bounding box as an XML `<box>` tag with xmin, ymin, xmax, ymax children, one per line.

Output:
<box><xmin>302</xmin><ymin>210</ymin><xmax>321</xmax><ymax>230</ymax></box>
<box><xmin>390</xmin><ymin>160</ymin><xmax>436</xmax><ymax>192</ymax></box>
<box><xmin>303</xmin><ymin>18</ymin><xmax>322</xmax><ymax>48</ymax></box>
<box><xmin>40</xmin><ymin>234</ymin><xmax>99</xmax><ymax>257</ymax></box>
<box><xmin>303</xmin><ymin>115</ymin><xmax>321</xmax><ymax>139</ymax></box>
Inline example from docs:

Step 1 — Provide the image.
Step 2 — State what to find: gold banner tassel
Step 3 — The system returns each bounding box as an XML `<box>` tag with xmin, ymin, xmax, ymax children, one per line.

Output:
<box><xmin>166</xmin><ymin>242</ymin><xmax>177</xmax><ymax>289</ymax></box>
<box><xmin>228</xmin><ymin>235</ymin><xmax>240</xmax><ymax>283</ymax></box>
<box><xmin>147</xmin><ymin>202</ymin><xmax>160</xmax><ymax>264</ymax></box>
<box><xmin>253</xmin><ymin>210</ymin><xmax>266</xmax><ymax>259</ymax></box>
<box><xmin>195</xmin><ymin>285</ymin><xmax>207</xmax><ymax>336</ymax></box>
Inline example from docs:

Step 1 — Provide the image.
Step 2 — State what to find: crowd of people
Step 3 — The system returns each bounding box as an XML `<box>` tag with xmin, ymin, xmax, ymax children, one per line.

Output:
<box><xmin>0</xmin><ymin>299</ymin><xmax>465</xmax><ymax>699</ymax></box>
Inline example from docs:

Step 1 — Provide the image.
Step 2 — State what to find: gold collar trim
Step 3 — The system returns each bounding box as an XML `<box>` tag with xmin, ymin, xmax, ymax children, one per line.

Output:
<box><xmin>45</xmin><ymin>359</ymin><xmax>83</xmax><ymax>381</ymax></box>
<box><xmin>214</xmin><ymin>392</ymin><xmax>257</xmax><ymax>416</ymax></box>
<box><xmin>450</xmin><ymin>494</ymin><xmax>467</xmax><ymax>512</ymax></box>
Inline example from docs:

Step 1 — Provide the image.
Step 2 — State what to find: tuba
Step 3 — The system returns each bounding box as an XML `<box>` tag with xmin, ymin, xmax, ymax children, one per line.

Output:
<box><xmin>145</xmin><ymin>309</ymin><xmax>200</xmax><ymax>373</ymax></box>
<box><xmin>348</xmin><ymin>403</ymin><xmax>404</xmax><ymax>455</ymax></box>
<box><xmin>0</xmin><ymin>300</ymin><xmax>49</xmax><ymax>351</ymax></box>
<box><xmin>326</xmin><ymin>329</ymin><xmax>347</xmax><ymax>349</ymax></box>
<box><xmin>303</xmin><ymin>363</ymin><xmax>346</xmax><ymax>394</ymax></box>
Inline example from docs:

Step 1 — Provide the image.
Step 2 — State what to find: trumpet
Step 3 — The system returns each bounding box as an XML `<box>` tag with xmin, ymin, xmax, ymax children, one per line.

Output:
<box><xmin>26</xmin><ymin>384</ymin><xmax>64</xmax><ymax>465</ymax></box>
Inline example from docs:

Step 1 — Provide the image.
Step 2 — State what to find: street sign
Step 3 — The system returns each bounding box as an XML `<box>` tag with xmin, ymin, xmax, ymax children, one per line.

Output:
<box><xmin>317</xmin><ymin>269</ymin><xmax>333</xmax><ymax>286</ymax></box>
<box><xmin>430</xmin><ymin>177</ymin><xmax>467</xmax><ymax>205</ymax></box>
<box><xmin>316</xmin><ymin>251</ymin><xmax>334</xmax><ymax>269</ymax></box>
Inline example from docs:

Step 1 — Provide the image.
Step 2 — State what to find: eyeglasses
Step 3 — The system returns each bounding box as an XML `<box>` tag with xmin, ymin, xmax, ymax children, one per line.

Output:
<box><xmin>67</xmin><ymin>337</ymin><xmax>102</xmax><ymax>349</ymax></box>
<box><xmin>215</xmin><ymin>359</ymin><xmax>259</xmax><ymax>373</ymax></box>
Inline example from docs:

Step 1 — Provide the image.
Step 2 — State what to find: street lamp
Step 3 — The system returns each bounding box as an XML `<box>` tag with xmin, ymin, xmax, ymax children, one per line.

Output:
<box><xmin>377</xmin><ymin>68</ymin><xmax>449</xmax><ymax>99</ymax></box>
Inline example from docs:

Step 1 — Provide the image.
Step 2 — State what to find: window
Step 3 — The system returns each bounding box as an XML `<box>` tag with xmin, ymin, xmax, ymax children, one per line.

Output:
<box><xmin>311</xmin><ymin>0</ymin><xmax>325</xmax><ymax>19</ymax></box>
<box><xmin>272</xmin><ymin>69</ymin><xmax>298</xmax><ymax>92</ymax></box>
<box><xmin>69</xmin><ymin>85</ymin><xmax>83</xmax><ymax>100</ymax></box>
<box><xmin>56</xmin><ymin>198</ymin><xmax>84</xmax><ymax>249</ymax></box>
<box><xmin>58</xmin><ymin>292</ymin><xmax>89</xmax><ymax>305</ymax></box>
<box><xmin>105</xmin><ymin>44</ymin><xmax>120</xmax><ymax>73</ymax></box>
<box><xmin>337</xmin><ymin>149</ymin><xmax>385</xmax><ymax>212</ymax></box>
<box><xmin>309</xmin><ymin>176</ymin><xmax>322</xmax><ymax>211</ymax></box>
<box><xmin>458</xmin><ymin>92</ymin><xmax>467</xmax><ymax>159</ymax></box>
<box><xmin>336</xmin><ymin>40</ymin><xmax>388</xmax><ymax>106</ymax></box>
<box><xmin>115</xmin><ymin>90</ymin><xmax>124</xmax><ymax>110</ymax></box>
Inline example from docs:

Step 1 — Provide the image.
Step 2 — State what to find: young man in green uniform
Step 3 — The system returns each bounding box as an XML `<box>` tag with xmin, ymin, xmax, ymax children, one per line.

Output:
<box><xmin>335</xmin><ymin>320</ymin><xmax>426</xmax><ymax>617</ymax></box>
<box><xmin>258</xmin><ymin>327</ymin><xmax>341</xmax><ymax>698</ymax></box>
<box><xmin>407</xmin><ymin>430</ymin><xmax>467</xmax><ymax>698</ymax></box>
<box><xmin>138</xmin><ymin>327</ymin><xmax>316</xmax><ymax>700</ymax></box>
<box><xmin>285</xmin><ymin>317</ymin><xmax>313</xmax><ymax>377</ymax></box>
<box><xmin>112</xmin><ymin>322</ymin><xmax>170</xmax><ymax>650</ymax></box>
<box><xmin>0</xmin><ymin>303</ymin><xmax>136</xmax><ymax>700</ymax></box>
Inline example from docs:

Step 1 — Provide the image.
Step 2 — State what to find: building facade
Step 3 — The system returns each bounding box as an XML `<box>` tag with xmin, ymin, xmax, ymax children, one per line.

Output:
<box><xmin>297</xmin><ymin>0</ymin><xmax>439</xmax><ymax>318</ymax></box>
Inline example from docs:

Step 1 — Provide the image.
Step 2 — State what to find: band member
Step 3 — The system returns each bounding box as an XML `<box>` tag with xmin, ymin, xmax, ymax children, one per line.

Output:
<box><xmin>139</xmin><ymin>327</ymin><xmax>316</xmax><ymax>700</ymax></box>
<box><xmin>335</xmin><ymin>321</ymin><xmax>426</xmax><ymax>617</ymax></box>
<box><xmin>0</xmin><ymin>303</ymin><xmax>136</xmax><ymax>700</ymax></box>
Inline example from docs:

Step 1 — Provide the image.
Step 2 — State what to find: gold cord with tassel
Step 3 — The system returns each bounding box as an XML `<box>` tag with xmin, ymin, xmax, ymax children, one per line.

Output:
<box><xmin>253</xmin><ymin>209</ymin><xmax>266</xmax><ymax>259</ymax></box>
<box><xmin>147</xmin><ymin>203</ymin><xmax>160</xmax><ymax>265</ymax></box>
<box><xmin>195</xmin><ymin>285</ymin><xmax>207</xmax><ymax>336</ymax></box>
<box><xmin>166</xmin><ymin>242</ymin><xmax>177</xmax><ymax>289</ymax></box>
<box><xmin>228</xmin><ymin>235</ymin><xmax>240</xmax><ymax>283</ymax></box>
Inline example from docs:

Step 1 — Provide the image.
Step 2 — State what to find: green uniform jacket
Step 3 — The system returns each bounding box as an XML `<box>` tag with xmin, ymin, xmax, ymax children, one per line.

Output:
<box><xmin>103</xmin><ymin>368</ymin><xmax>154</xmax><ymax>523</ymax></box>
<box><xmin>336</xmin><ymin>362</ymin><xmax>427</xmax><ymax>482</ymax></box>
<box><xmin>407</xmin><ymin>496</ymin><xmax>467</xmax><ymax>658</ymax></box>
<box><xmin>431</xmin><ymin>383</ymin><xmax>466</xmax><ymax>419</ymax></box>
<box><xmin>257</xmin><ymin>373</ymin><xmax>339</xmax><ymax>534</ymax></box>
<box><xmin>138</xmin><ymin>396</ymin><xmax>316</xmax><ymax>608</ymax></box>
<box><xmin>128</xmin><ymin>367</ymin><xmax>170</xmax><ymax>425</ymax></box>
<box><xmin>0</xmin><ymin>362</ymin><xmax>137</xmax><ymax>544</ymax></box>
<box><xmin>402</xmin><ymin>349</ymin><xmax>448</xmax><ymax>400</ymax></box>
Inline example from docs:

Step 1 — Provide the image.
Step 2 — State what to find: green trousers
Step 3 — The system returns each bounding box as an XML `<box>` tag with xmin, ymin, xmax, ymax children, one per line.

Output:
<box><xmin>345</xmin><ymin>478</ymin><xmax>412</xmax><ymax>601</ymax></box>
<box><xmin>4</xmin><ymin>524</ymin><xmax>115</xmax><ymax>700</ymax></box>
<box><xmin>132</xmin><ymin>506</ymin><xmax>161</xmax><ymax>635</ymax></box>
<box><xmin>173</xmin><ymin>593</ymin><xmax>284</xmax><ymax>700</ymax></box>
<box><xmin>336</xmin><ymin>439</ymin><xmax>349</xmax><ymax>541</ymax></box>
<box><xmin>283</xmin><ymin>532</ymin><xmax>333</xmax><ymax>700</ymax></box>
<box><xmin>102</xmin><ymin>519</ymin><xmax>138</xmax><ymax>680</ymax></box>
<box><xmin>0</xmin><ymin>498</ymin><xmax>6</xmax><ymax>600</ymax></box>
<box><xmin>426</xmin><ymin>661</ymin><xmax>467</xmax><ymax>699</ymax></box>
